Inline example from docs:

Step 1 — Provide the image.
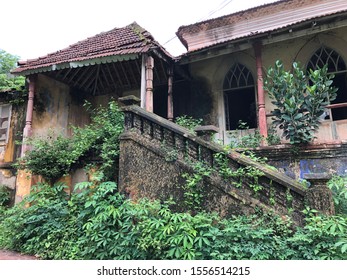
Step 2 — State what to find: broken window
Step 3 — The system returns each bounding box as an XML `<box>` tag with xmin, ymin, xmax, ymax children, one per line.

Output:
<box><xmin>0</xmin><ymin>104</ymin><xmax>12</xmax><ymax>143</ymax></box>
<box><xmin>223</xmin><ymin>63</ymin><xmax>256</xmax><ymax>130</ymax></box>
<box><xmin>307</xmin><ymin>46</ymin><xmax>347</xmax><ymax>120</ymax></box>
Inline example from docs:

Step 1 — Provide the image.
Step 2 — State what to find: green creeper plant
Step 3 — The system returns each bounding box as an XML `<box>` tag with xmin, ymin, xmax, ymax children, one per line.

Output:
<box><xmin>175</xmin><ymin>115</ymin><xmax>202</xmax><ymax>132</ymax></box>
<box><xmin>16</xmin><ymin>100</ymin><xmax>124</xmax><ymax>183</ymax></box>
<box><xmin>264</xmin><ymin>60</ymin><xmax>337</xmax><ymax>144</ymax></box>
<box><xmin>0</xmin><ymin>185</ymin><xmax>11</xmax><ymax>207</ymax></box>
<box><xmin>327</xmin><ymin>175</ymin><xmax>347</xmax><ymax>215</ymax></box>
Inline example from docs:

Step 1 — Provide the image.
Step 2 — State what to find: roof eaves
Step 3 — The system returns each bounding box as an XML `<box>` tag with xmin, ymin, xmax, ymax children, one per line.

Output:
<box><xmin>12</xmin><ymin>53</ymin><xmax>141</xmax><ymax>76</ymax></box>
<box><xmin>181</xmin><ymin>8</ymin><xmax>347</xmax><ymax>56</ymax></box>
<box><xmin>176</xmin><ymin>0</ymin><xmax>285</xmax><ymax>43</ymax></box>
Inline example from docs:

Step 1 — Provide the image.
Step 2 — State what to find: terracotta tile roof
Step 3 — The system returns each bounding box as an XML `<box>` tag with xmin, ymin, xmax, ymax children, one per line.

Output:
<box><xmin>13</xmin><ymin>22</ymin><xmax>172</xmax><ymax>75</ymax></box>
<box><xmin>176</xmin><ymin>0</ymin><xmax>347</xmax><ymax>53</ymax></box>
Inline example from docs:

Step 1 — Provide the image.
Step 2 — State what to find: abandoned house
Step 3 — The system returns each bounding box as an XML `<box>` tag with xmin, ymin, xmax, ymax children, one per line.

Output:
<box><xmin>1</xmin><ymin>0</ymin><xmax>347</xmax><ymax>221</ymax></box>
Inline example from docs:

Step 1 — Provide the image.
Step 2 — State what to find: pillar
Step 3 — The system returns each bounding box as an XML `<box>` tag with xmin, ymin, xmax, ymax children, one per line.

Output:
<box><xmin>253</xmin><ymin>42</ymin><xmax>268</xmax><ymax>143</ymax></box>
<box><xmin>21</xmin><ymin>75</ymin><xmax>36</xmax><ymax>156</ymax></box>
<box><xmin>167</xmin><ymin>66</ymin><xmax>174</xmax><ymax>121</ymax></box>
<box><xmin>140</xmin><ymin>54</ymin><xmax>146</xmax><ymax>108</ymax></box>
<box><xmin>145</xmin><ymin>55</ymin><xmax>154</xmax><ymax>112</ymax></box>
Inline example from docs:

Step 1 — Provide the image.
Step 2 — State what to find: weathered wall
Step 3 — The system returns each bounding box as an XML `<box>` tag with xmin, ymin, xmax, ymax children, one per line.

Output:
<box><xmin>14</xmin><ymin>75</ymin><xmax>97</xmax><ymax>201</ymax></box>
<box><xmin>0</xmin><ymin>94</ymin><xmax>26</xmax><ymax>191</ymax></box>
<box><xmin>33</xmin><ymin>74</ymin><xmax>91</xmax><ymax>137</ymax></box>
<box><xmin>118</xmin><ymin>106</ymin><xmax>334</xmax><ymax>224</ymax></box>
<box><xmin>119</xmin><ymin>132</ymin><xmax>258</xmax><ymax>217</ymax></box>
<box><xmin>253</xmin><ymin>143</ymin><xmax>347</xmax><ymax>180</ymax></box>
<box><xmin>186</xmin><ymin>26</ymin><xmax>347</xmax><ymax>144</ymax></box>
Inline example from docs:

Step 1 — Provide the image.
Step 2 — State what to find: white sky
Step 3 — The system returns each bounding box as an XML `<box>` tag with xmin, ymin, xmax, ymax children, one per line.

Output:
<box><xmin>1</xmin><ymin>0</ymin><xmax>278</xmax><ymax>60</ymax></box>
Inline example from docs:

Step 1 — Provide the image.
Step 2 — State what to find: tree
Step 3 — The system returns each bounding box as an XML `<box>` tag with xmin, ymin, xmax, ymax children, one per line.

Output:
<box><xmin>264</xmin><ymin>60</ymin><xmax>337</xmax><ymax>144</ymax></box>
<box><xmin>0</xmin><ymin>49</ymin><xmax>25</xmax><ymax>91</ymax></box>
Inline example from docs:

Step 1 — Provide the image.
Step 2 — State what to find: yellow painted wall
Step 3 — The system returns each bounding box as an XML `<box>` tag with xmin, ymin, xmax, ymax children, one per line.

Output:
<box><xmin>14</xmin><ymin>74</ymin><xmax>92</xmax><ymax>202</ymax></box>
<box><xmin>32</xmin><ymin>74</ymin><xmax>91</xmax><ymax>137</ymax></box>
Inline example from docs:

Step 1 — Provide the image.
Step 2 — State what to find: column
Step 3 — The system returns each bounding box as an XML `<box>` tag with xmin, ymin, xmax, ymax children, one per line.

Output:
<box><xmin>21</xmin><ymin>75</ymin><xmax>36</xmax><ymax>156</ymax></box>
<box><xmin>145</xmin><ymin>55</ymin><xmax>154</xmax><ymax>112</ymax></box>
<box><xmin>254</xmin><ymin>42</ymin><xmax>268</xmax><ymax>143</ymax></box>
<box><xmin>167</xmin><ymin>65</ymin><xmax>174</xmax><ymax>121</ymax></box>
<box><xmin>140</xmin><ymin>54</ymin><xmax>146</xmax><ymax>108</ymax></box>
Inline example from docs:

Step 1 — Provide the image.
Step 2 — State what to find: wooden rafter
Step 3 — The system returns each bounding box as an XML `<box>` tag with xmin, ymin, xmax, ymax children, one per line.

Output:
<box><xmin>118</xmin><ymin>61</ymin><xmax>131</xmax><ymax>87</ymax></box>
<box><xmin>112</xmin><ymin>63</ymin><xmax>124</xmax><ymax>88</ymax></box>
<box><xmin>79</xmin><ymin>67</ymin><xmax>97</xmax><ymax>89</ymax></box>
<box><xmin>93</xmin><ymin>65</ymin><xmax>101</xmax><ymax>95</ymax></box>
<box><xmin>105</xmin><ymin>63</ymin><xmax>118</xmax><ymax>90</ymax></box>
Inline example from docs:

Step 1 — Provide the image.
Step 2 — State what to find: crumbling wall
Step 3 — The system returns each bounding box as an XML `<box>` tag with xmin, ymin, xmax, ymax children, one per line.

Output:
<box><xmin>252</xmin><ymin>143</ymin><xmax>347</xmax><ymax>180</ymax></box>
<box><xmin>118</xmin><ymin>106</ymin><xmax>333</xmax><ymax>224</ymax></box>
<box><xmin>0</xmin><ymin>91</ymin><xmax>26</xmax><ymax>193</ymax></box>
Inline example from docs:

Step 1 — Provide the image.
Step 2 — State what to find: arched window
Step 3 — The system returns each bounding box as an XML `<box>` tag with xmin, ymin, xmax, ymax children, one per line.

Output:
<box><xmin>307</xmin><ymin>47</ymin><xmax>347</xmax><ymax>120</ymax></box>
<box><xmin>223</xmin><ymin>63</ymin><xmax>256</xmax><ymax>130</ymax></box>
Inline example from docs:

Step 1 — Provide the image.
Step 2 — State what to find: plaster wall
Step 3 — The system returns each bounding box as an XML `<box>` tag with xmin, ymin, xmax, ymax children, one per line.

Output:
<box><xmin>187</xmin><ymin>27</ymin><xmax>347</xmax><ymax>144</ymax></box>
<box><xmin>32</xmin><ymin>74</ymin><xmax>90</xmax><ymax>137</ymax></box>
<box><xmin>0</xmin><ymin>100</ymin><xmax>26</xmax><ymax>190</ymax></box>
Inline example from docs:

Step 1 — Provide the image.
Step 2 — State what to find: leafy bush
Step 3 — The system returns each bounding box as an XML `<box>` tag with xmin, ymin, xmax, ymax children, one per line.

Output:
<box><xmin>17</xmin><ymin>133</ymin><xmax>78</xmax><ymax>183</ymax></box>
<box><xmin>17</xmin><ymin>100</ymin><xmax>124</xmax><ymax>183</ymax></box>
<box><xmin>175</xmin><ymin>115</ymin><xmax>202</xmax><ymax>132</ymax></box>
<box><xmin>264</xmin><ymin>60</ymin><xmax>337</xmax><ymax>144</ymax></box>
<box><xmin>0</xmin><ymin>49</ymin><xmax>25</xmax><ymax>91</ymax></box>
<box><xmin>288</xmin><ymin>208</ymin><xmax>347</xmax><ymax>259</ymax></box>
<box><xmin>0</xmin><ymin>185</ymin><xmax>11</xmax><ymax>207</ymax></box>
<box><xmin>327</xmin><ymin>175</ymin><xmax>347</xmax><ymax>215</ymax></box>
<box><xmin>0</xmin><ymin>180</ymin><xmax>346</xmax><ymax>260</ymax></box>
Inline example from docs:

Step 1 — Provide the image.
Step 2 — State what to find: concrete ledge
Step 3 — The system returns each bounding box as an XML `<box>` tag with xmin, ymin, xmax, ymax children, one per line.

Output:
<box><xmin>195</xmin><ymin>125</ymin><xmax>219</xmax><ymax>141</ymax></box>
<box><xmin>118</xmin><ymin>95</ymin><xmax>141</xmax><ymax>106</ymax></box>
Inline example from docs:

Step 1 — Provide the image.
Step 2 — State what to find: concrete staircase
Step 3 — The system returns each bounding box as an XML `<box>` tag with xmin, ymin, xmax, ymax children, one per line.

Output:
<box><xmin>118</xmin><ymin>105</ymin><xmax>334</xmax><ymax>224</ymax></box>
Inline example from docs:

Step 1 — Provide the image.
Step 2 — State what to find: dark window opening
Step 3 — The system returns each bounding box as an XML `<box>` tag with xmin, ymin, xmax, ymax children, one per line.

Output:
<box><xmin>223</xmin><ymin>63</ymin><xmax>256</xmax><ymax>130</ymax></box>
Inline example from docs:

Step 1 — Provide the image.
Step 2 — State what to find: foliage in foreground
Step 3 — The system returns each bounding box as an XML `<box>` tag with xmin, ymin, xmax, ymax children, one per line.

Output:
<box><xmin>0</xmin><ymin>181</ymin><xmax>346</xmax><ymax>260</ymax></box>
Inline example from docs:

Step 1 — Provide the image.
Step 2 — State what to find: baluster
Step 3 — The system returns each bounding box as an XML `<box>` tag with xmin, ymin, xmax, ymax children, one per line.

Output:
<box><xmin>124</xmin><ymin>111</ymin><xmax>134</xmax><ymax>131</ymax></box>
<box><xmin>200</xmin><ymin>146</ymin><xmax>214</xmax><ymax>168</ymax></box>
<box><xmin>163</xmin><ymin>128</ymin><xmax>175</xmax><ymax>148</ymax></box>
<box><xmin>143</xmin><ymin>119</ymin><xmax>153</xmax><ymax>138</ymax></box>
<box><xmin>133</xmin><ymin>114</ymin><xmax>143</xmax><ymax>134</ymax></box>
<box><xmin>186</xmin><ymin>139</ymin><xmax>199</xmax><ymax>161</ymax></box>
<box><xmin>175</xmin><ymin>134</ymin><xmax>186</xmax><ymax>160</ymax></box>
<box><xmin>153</xmin><ymin>123</ymin><xmax>163</xmax><ymax>141</ymax></box>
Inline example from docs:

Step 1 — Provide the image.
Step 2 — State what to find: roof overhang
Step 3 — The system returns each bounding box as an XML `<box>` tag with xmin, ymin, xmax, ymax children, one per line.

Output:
<box><xmin>179</xmin><ymin>14</ymin><xmax>347</xmax><ymax>65</ymax></box>
<box><xmin>13</xmin><ymin>53</ymin><xmax>140</xmax><ymax>76</ymax></box>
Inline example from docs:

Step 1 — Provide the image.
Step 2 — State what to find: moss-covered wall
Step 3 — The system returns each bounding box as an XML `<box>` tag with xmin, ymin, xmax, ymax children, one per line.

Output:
<box><xmin>117</xmin><ymin>106</ymin><xmax>335</xmax><ymax>224</ymax></box>
<box><xmin>119</xmin><ymin>131</ymin><xmax>257</xmax><ymax>217</ymax></box>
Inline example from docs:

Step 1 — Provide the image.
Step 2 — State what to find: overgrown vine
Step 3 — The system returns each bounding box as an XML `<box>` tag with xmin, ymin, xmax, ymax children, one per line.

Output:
<box><xmin>16</xmin><ymin>100</ymin><xmax>124</xmax><ymax>183</ymax></box>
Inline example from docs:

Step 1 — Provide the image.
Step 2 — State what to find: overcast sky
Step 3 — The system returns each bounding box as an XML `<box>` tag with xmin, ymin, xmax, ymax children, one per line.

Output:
<box><xmin>1</xmin><ymin>0</ymin><xmax>278</xmax><ymax>60</ymax></box>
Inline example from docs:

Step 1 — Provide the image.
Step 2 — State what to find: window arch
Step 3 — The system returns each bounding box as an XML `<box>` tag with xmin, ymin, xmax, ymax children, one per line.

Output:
<box><xmin>223</xmin><ymin>63</ymin><xmax>256</xmax><ymax>130</ymax></box>
<box><xmin>307</xmin><ymin>46</ymin><xmax>347</xmax><ymax>120</ymax></box>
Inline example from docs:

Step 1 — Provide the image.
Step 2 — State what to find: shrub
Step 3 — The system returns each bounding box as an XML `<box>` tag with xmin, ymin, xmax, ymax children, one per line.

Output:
<box><xmin>16</xmin><ymin>134</ymin><xmax>77</xmax><ymax>183</ymax></box>
<box><xmin>264</xmin><ymin>60</ymin><xmax>337</xmax><ymax>144</ymax></box>
<box><xmin>17</xmin><ymin>100</ymin><xmax>124</xmax><ymax>183</ymax></box>
<box><xmin>1</xmin><ymin>180</ymin><xmax>346</xmax><ymax>260</ymax></box>
<box><xmin>175</xmin><ymin>115</ymin><xmax>202</xmax><ymax>132</ymax></box>
<box><xmin>327</xmin><ymin>175</ymin><xmax>347</xmax><ymax>215</ymax></box>
<box><xmin>0</xmin><ymin>185</ymin><xmax>11</xmax><ymax>207</ymax></box>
